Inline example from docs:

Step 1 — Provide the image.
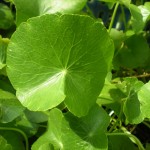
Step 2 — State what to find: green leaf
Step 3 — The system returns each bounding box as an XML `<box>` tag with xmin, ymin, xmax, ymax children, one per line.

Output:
<box><xmin>123</xmin><ymin>78</ymin><xmax>144</xmax><ymax>124</ymax></box>
<box><xmin>97</xmin><ymin>82</ymin><xmax>126</xmax><ymax>105</ymax></box>
<box><xmin>138</xmin><ymin>2</ymin><xmax>150</xmax><ymax>23</ymax></box>
<box><xmin>0</xmin><ymin>89</ymin><xmax>25</xmax><ymax>123</ymax></box>
<box><xmin>109</xmin><ymin>29</ymin><xmax>125</xmax><ymax>50</ymax></box>
<box><xmin>0</xmin><ymin>37</ymin><xmax>9</xmax><ymax>70</ymax></box>
<box><xmin>138</xmin><ymin>81</ymin><xmax>150</xmax><ymax>119</ymax></box>
<box><xmin>15</xmin><ymin>114</ymin><xmax>39</xmax><ymax>137</ymax></box>
<box><xmin>129</xmin><ymin>4</ymin><xmax>144</xmax><ymax>33</ymax></box>
<box><xmin>32</xmin><ymin>105</ymin><xmax>110</xmax><ymax>150</ymax></box>
<box><xmin>114</xmin><ymin>34</ymin><xmax>149</xmax><ymax>68</ymax></box>
<box><xmin>24</xmin><ymin>109</ymin><xmax>48</xmax><ymax>123</ymax></box>
<box><xmin>0</xmin><ymin>131</ymin><xmax>25</xmax><ymax>150</ymax></box>
<box><xmin>0</xmin><ymin>135</ymin><xmax>12</xmax><ymax>150</ymax></box>
<box><xmin>7</xmin><ymin>14</ymin><xmax>114</xmax><ymax>116</ymax></box>
<box><xmin>13</xmin><ymin>0</ymin><xmax>87</xmax><ymax>25</ymax></box>
<box><xmin>0</xmin><ymin>3</ymin><xmax>14</xmax><ymax>29</ymax></box>
<box><xmin>98</xmin><ymin>77</ymin><xmax>145</xmax><ymax>124</ymax></box>
<box><xmin>108</xmin><ymin>131</ymin><xmax>138</xmax><ymax>150</ymax></box>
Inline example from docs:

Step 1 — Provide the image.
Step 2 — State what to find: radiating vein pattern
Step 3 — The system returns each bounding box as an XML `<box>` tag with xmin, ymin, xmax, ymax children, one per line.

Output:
<box><xmin>7</xmin><ymin>14</ymin><xmax>114</xmax><ymax>116</ymax></box>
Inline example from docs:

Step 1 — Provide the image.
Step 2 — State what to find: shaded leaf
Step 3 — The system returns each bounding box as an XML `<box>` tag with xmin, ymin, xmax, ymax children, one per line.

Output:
<box><xmin>0</xmin><ymin>89</ymin><xmax>25</xmax><ymax>123</ymax></box>
<box><xmin>114</xmin><ymin>34</ymin><xmax>149</xmax><ymax>68</ymax></box>
<box><xmin>24</xmin><ymin>109</ymin><xmax>48</xmax><ymax>123</ymax></box>
<box><xmin>32</xmin><ymin>105</ymin><xmax>110</xmax><ymax>150</ymax></box>
<box><xmin>108</xmin><ymin>131</ymin><xmax>138</xmax><ymax>150</ymax></box>
<box><xmin>0</xmin><ymin>3</ymin><xmax>14</xmax><ymax>29</ymax></box>
<box><xmin>0</xmin><ymin>135</ymin><xmax>12</xmax><ymax>150</ymax></box>
<box><xmin>0</xmin><ymin>131</ymin><xmax>25</xmax><ymax>150</ymax></box>
<box><xmin>123</xmin><ymin>78</ymin><xmax>144</xmax><ymax>124</ymax></box>
<box><xmin>7</xmin><ymin>14</ymin><xmax>114</xmax><ymax>116</ymax></box>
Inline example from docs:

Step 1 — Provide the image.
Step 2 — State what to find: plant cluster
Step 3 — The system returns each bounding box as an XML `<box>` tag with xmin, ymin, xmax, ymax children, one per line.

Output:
<box><xmin>0</xmin><ymin>0</ymin><xmax>150</xmax><ymax>150</ymax></box>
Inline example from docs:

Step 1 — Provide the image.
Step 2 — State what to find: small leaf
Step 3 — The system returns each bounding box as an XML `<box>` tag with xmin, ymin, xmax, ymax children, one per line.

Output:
<box><xmin>0</xmin><ymin>3</ymin><xmax>14</xmax><ymax>29</ymax></box>
<box><xmin>123</xmin><ymin>78</ymin><xmax>144</xmax><ymax>124</ymax></box>
<box><xmin>7</xmin><ymin>14</ymin><xmax>114</xmax><ymax>116</ymax></box>
<box><xmin>13</xmin><ymin>0</ymin><xmax>87</xmax><ymax>25</ymax></box>
<box><xmin>129</xmin><ymin>4</ymin><xmax>144</xmax><ymax>33</ymax></box>
<box><xmin>0</xmin><ymin>89</ymin><xmax>25</xmax><ymax>123</ymax></box>
<box><xmin>32</xmin><ymin>105</ymin><xmax>110</xmax><ymax>150</ymax></box>
<box><xmin>98</xmin><ymin>77</ymin><xmax>145</xmax><ymax>124</ymax></box>
<box><xmin>0</xmin><ymin>36</ymin><xmax>9</xmax><ymax>70</ymax></box>
<box><xmin>138</xmin><ymin>2</ymin><xmax>150</xmax><ymax>23</ymax></box>
<box><xmin>109</xmin><ymin>29</ymin><xmax>125</xmax><ymax>50</ymax></box>
<box><xmin>0</xmin><ymin>136</ymin><xmax>12</xmax><ymax>150</ymax></box>
<box><xmin>138</xmin><ymin>81</ymin><xmax>150</xmax><ymax>119</ymax></box>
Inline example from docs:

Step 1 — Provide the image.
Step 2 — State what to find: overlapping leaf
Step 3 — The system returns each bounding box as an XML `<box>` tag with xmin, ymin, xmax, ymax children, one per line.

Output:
<box><xmin>13</xmin><ymin>0</ymin><xmax>87</xmax><ymax>25</ymax></box>
<box><xmin>32</xmin><ymin>105</ymin><xmax>110</xmax><ymax>150</ymax></box>
<box><xmin>138</xmin><ymin>81</ymin><xmax>150</xmax><ymax>119</ymax></box>
<box><xmin>0</xmin><ymin>36</ymin><xmax>9</xmax><ymax>70</ymax></box>
<box><xmin>97</xmin><ymin>78</ymin><xmax>145</xmax><ymax>124</ymax></box>
<box><xmin>7</xmin><ymin>14</ymin><xmax>114</xmax><ymax>116</ymax></box>
<box><xmin>0</xmin><ymin>135</ymin><xmax>12</xmax><ymax>150</ymax></box>
<box><xmin>0</xmin><ymin>89</ymin><xmax>25</xmax><ymax>123</ymax></box>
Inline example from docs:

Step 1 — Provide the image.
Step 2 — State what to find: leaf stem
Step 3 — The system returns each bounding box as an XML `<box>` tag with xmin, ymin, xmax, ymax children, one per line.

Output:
<box><xmin>0</xmin><ymin>127</ymin><xmax>29</xmax><ymax>150</ymax></box>
<box><xmin>120</xmin><ymin>5</ymin><xmax>127</xmax><ymax>30</ymax></box>
<box><xmin>130</xmin><ymin>73</ymin><xmax>150</xmax><ymax>78</ymax></box>
<box><xmin>143</xmin><ymin>121</ymin><xmax>150</xmax><ymax>129</ymax></box>
<box><xmin>108</xmin><ymin>2</ymin><xmax>119</xmax><ymax>33</ymax></box>
<box><xmin>108</xmin><ymin>102</ymin><xmax>123</xmax><ymax>132</ymax></box>
<box><xmin>106</xmin><ymin>132</ymin><xmax>145</xmax><ymax>150</ymax></box>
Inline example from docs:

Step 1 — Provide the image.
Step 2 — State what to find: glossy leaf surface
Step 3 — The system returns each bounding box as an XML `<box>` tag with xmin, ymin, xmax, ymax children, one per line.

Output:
<box><xmin>7</xmin><ymin>14</ymin><xmax>114</xmax><ymax>116</ymax></box>
<box><xmin>13</xmin><ymin>0</ymin><xmax>87</xmax><ymax>25</ymax></box>
<box><xmin>138</xmin><ymin>81</ymin><xmax>150</xmax><ymax>119</ymax></box>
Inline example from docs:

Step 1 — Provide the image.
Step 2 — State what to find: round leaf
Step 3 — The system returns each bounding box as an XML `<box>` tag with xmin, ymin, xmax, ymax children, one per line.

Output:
<box><xmin>7</xmin><ymin>14</ymin><xmax>114</xmax><ymax>116</ymax></box>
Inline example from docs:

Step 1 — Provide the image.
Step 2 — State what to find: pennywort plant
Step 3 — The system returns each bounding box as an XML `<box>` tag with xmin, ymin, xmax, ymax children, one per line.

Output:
<box><xmin>0</xmin><ymin>0</ymin><xmax>150</xmax><ymax>150</ymax></box>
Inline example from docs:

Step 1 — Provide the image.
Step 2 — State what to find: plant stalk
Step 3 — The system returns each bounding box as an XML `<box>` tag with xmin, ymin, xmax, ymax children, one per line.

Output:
<box><xmin>108</xmin><ymin>2</ymin><xmax>119</xmax><ymax>33</ymax></box>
